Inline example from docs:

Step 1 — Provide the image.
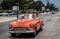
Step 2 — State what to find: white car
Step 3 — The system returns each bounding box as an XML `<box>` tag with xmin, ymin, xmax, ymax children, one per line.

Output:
<box><xmin>0</xmin><ymin>12</ymin><xmax>8</xmax><ymax>16</ymax></box>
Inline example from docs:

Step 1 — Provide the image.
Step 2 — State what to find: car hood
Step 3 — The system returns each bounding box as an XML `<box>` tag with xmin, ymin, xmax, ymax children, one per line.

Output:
<box><xmin>10</xmin><ymin>19</ymin><xmax>39</xmax><ymax>28</ymax></box>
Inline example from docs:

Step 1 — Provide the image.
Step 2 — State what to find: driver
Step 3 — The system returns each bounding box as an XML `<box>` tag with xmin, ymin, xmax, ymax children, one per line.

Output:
<box><xmin>33</xmin><ymin>12</ymin><xmax>39</xmax><ymax>19</ymax></box>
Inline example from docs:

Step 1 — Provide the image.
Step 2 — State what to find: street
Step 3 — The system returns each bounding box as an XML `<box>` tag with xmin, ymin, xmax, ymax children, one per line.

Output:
<box><xmin>0</xmin><ymin>11</ymin><xmax>60</xmax><ymax>39</ymax></box>
<box><xmin>0</xmin><ymin>16</ymin><xmax>16</xmax><ymax>23</ymax></box>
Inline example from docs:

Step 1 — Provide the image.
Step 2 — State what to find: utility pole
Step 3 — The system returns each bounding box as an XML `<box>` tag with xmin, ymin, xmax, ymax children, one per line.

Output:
<box><xmin>16</xmin><ymin>2</ymin><xmax>19</xmax><ymax>19</ymax></box>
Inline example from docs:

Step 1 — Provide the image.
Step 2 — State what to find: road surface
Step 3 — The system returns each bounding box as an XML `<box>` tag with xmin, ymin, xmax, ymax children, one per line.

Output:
<box><xmin>0</xmin><ymin>12</ymin><xmax>60</xmax><ymax>39</ymax></box>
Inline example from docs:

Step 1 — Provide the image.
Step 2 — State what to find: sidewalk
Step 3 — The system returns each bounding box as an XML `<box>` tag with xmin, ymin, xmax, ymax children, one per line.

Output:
<box><xmin>0</xmin><ymin>16</ymin><xmax>16</xmax><ymax>23</ymax></box>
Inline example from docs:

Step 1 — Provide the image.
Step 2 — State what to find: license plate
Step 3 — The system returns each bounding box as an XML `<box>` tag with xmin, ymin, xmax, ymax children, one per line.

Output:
<box><xmin>16</xmin><ymin>31</ymin><xmax>24</xmax><ymax>33</ymax></box>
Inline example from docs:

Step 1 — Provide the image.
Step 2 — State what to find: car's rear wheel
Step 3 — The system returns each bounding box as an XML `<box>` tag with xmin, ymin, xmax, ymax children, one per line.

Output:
<box><xmin>11</xmin><ymin>33</ymin><xmax>16</xmax><ymax>36</ymax></box>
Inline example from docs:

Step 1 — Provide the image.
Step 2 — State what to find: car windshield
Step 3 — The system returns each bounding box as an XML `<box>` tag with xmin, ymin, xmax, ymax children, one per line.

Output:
<box><xmin>19</xmin><ymin>14</ymin><xmax>36</xmax><ymax>19</ymax></box>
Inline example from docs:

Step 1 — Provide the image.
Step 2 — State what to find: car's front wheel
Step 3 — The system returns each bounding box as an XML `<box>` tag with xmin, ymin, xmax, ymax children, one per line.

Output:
<box><xmin>40</xmin><ymin>26</ymin><xmax>43</xmax><ymax>31</ymax></box>
<box><xmin>34</xmin><ymin>31</ymin><xmax>36</xmax><ymax>35</ymax></box>
<box><xmin>11</xmin><ymin>33</ymin><xmax>16</xmax><ymax>36</ymax></box>
<box><xmin>32</xmin><ymin>30</ymin><xmax>37</xmax><ymax>36</ymax></box>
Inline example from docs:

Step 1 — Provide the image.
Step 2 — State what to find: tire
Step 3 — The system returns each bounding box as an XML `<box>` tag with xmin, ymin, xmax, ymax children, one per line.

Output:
<box><xmin>11</xmin><ymin>33</ymin><xmax>16</xmax><ymax>36</ymax></box>
<box><xmin>32</xmin><ymin>31</ymin><xmax>37</xmax><ymax>36</ymax></box>
<box><xmin>40</xmin><ymin>26</ymin><xmax>43</xmax><ymax>31</ymax></box>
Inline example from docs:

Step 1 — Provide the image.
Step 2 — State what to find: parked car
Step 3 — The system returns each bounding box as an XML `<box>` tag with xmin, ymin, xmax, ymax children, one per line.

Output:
<box><xmin>9</xmin><ymin>11</ymin><xmax>18</xmax><ymax>16</ymax></box>
<box><xmin>0</xmin><ymin>12</ymin><xmax>8</xmax><ymax>16</ymax></box>
<box><xmin>9</xmin><ymin>13</ymin><xmax>44</xmax><ymax>36</ymax></box>
<box><xmin>0</xmin><ymin>13</ymin><xmax>2</xmax><ymax>16</ymax></box>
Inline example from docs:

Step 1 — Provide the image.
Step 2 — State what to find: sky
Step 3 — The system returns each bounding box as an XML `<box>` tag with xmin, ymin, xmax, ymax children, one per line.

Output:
<box><xmin>34</xmin><ymin>0</ymin><xmax>60</xmax><ymax>10</ymax></box>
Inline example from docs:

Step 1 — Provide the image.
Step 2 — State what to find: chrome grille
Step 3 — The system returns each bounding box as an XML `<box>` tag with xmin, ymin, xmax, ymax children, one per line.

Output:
<box><xmin>15</xmin><ymin>28</ymin><xmax>25</xmax><ymax>31</ymax></box>
<box><xmin>14</xmin><ymin>27</ymin><xmax>30</xmax><ymax>31</ymax></box>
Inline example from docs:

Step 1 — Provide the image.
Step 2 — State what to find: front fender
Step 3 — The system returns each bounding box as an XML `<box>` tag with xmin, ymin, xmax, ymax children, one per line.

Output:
<box><xmin>10</xmin><ymin>21</ymin><xmax>18</xmax><ymax>27</ymax></box>
<box><xmin>39</xmin><ymin>19</ymin><xmax>43</xmax><ymax>25</ymax></box>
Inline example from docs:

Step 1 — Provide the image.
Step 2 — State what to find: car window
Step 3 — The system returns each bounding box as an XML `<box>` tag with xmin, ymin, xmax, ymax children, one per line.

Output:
<box><xmin>28</xmin><ymin>14</ymin><xmax>33</xmax><ymax>19</ymax></box>
<box><xmin>19</xmin><ymin>14</ymin><xmax>36</xmax><ymax>19</ymax></box>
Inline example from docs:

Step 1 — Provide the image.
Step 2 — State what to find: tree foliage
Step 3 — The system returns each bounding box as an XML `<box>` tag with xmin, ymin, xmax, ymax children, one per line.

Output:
<box><xmin>1</xmin><ymin>0</ymin><xmax>58</xmax><ymax>11</ymax></box>
<box><xmin>1</xmin><ymin>0</ymin><xmax>44</xmax><ymax>11</ymax></box>
<box><xmin>46</xmin><ymin>3</ymin><xmax>59</xmax><ymax>11</ymax></box>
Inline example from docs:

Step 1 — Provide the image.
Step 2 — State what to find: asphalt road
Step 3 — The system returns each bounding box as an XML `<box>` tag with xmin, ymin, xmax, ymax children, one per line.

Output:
<box><xmin>0</xmin><ymin>12</ymin><xmax>60</xmax><ymax>39</ymax></box>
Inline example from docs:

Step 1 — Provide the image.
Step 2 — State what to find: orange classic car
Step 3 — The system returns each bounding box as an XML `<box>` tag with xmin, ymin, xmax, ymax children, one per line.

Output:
<box><xmin>9</xmin><ymin>14</ymin><xmax>44</xmax><ymax>36</ymax></box>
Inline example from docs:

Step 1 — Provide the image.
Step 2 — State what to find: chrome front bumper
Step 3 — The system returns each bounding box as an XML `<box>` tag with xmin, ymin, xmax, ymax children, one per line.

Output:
<box><xmin>9</xmin><ymin>30</ymin><xmax>35</xmax><ymax>33</ymax></box>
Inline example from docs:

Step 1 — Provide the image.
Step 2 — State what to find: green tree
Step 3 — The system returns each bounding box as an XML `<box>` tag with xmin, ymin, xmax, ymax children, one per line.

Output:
<box><xmin>2</xmin><ymin>0</ymin><xmax>13</xmax><ymax>10</ymax></box>
<box><xmin>2</xmin><ymin>0</ymin><xmax>45</xmax><ymax>11</ymax></box>
<box><xmin>46</xmin><ymin>3</ymin><xmax>59</xmax><ymax>11</ymax></box>
<box><xmin>29</xmin><ymin>0</ymin><xmax>44</xmax><ymax>11</ymax></box>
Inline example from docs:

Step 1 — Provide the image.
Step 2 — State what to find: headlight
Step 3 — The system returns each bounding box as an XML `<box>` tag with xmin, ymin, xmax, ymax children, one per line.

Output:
<box><xmin>9</xmin><ymin>25</ymin><xmax>14</xmax><ymax>31</ymax></box>
<box><xmin>30</xmin><ymin>24</ymin><xmax>34</xmax><ymax>27</ymax></box>
<box><xmin>9</xmin><ymin>24</ymin><xmax>12</xmax><ymax>28</ymax></box>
